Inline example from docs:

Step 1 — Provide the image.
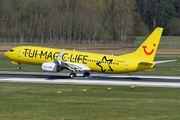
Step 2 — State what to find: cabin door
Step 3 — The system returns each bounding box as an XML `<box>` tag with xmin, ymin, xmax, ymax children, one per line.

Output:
<box><xmin>124</xmin><ymin>60</ymin><xmax>129</xmax><ymax>70</ymax></box>
<box><xmin>18</xmin><ymin>48</ymin><xmax>23</xmax><ymax>57</ymax></box>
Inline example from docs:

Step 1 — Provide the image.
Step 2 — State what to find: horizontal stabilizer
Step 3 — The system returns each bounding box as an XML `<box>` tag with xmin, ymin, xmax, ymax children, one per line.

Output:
<box><xmin>155</xmin><ymin>60</ymin><xmax>177</xmax><ymax>64</ymax></box>
<box><xmin>139</xmin><ymin>61</ymin><xmax>154</xmax><ymax>65</ymax></box>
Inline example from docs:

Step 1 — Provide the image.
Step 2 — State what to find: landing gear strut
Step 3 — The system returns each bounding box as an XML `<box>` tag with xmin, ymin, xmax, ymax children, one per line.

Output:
<box><xmin>69</xmin><ymin>72</ymin><xmax>77</xmax><ymax>78</ymax></box>
<box><xmin>17</xmin><ymin>63</ymin><xmax>21</xmax><ymax>70</ymax></box>
<box><xmin>83</xmin><ymin>72</ymin><xmax>90</xmax><ymax>77</ymax></box>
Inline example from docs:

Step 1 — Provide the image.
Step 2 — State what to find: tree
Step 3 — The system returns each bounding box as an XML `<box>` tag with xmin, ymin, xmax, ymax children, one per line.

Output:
<box><xmin>165</xmin><ymin>18</ymin><xmax>180</xmax><ymax>36</ymax></box>
<box><xmin>102</xmin><ymin>0</ymin><xmax>135</xmax><ymax>42</ymax></box>
<box><xmin>162</xmin><ymin>3</ymin><xmax>177</xmax><ymax>27</ymax></box>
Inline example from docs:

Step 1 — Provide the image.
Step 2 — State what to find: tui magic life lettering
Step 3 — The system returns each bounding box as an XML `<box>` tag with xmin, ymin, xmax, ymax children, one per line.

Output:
<box><xmin>24</xmin><ymin>49</ymin><xmax>59</xmax><ymax>60</ymax></box>
<box><xmin>62</xmin><ymin>53</ymin><xmax>88</xmax><ymax>64</ymax></box>
<box><xmin>23</xmin><ymin>49</ymin><xmax>89</xmax><ymax>64</ymax></box>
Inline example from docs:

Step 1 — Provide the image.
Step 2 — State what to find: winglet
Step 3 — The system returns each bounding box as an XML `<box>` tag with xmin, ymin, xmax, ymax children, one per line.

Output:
<box><xmin>55</xmin><ymin>49</ymin><xmax>64</xmax><ymax>65</ymax></box>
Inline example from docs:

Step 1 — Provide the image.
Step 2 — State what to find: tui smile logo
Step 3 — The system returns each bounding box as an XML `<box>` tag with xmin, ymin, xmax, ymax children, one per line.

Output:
<box><xmin>142</xmin><ymin>44</ymin><xmax>156</xmax><ymax>55</ymax></box>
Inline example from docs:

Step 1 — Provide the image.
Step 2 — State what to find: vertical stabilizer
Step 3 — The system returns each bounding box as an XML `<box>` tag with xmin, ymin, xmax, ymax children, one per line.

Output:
<box><xmin>134</xmin><ymin>27</ymin><xmax>163</xmax><ymax>62</ymax></box>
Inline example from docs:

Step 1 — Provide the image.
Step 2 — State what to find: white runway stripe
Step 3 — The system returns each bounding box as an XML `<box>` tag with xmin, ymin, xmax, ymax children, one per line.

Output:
<box><xmin>1</xmin><ymin>78</ymin><xmax>180</xmax><ymax>88</ymax></box>
<box><xmin>108</xmin><ymin>75</ymin><xmax>180</xmax><ymax>79</ymax></box>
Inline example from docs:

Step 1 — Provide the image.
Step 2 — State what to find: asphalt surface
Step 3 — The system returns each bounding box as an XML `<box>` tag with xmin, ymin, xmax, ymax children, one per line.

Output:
<box><xmin>0</xmin><ymin>71</ymin><xmax>180</xmax><ymax>88</ymax></box>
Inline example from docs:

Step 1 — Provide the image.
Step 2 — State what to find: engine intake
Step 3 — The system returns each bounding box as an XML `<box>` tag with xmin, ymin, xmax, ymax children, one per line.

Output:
<box><xmin>42</xmin><ymin>62</ymin><xmax>63</xmax><ymax>72</ymax></box>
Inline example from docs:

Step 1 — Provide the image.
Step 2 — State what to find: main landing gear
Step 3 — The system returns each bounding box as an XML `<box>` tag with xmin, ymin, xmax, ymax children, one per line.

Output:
<box><xmin>69</xmin><ymin>71</ymin><xmax>91</xmax><ymax>78</ymax></box>
<box><xmin>83</xmin><ymin>71</ymin><xmax>90</xmax><ymax>77</ymax></box>
<box><xmin>69</xmin><ymin>72</ymin><xmax>77</xmax><ymax>78</ymax></box>
<box><xmin>17</xmin><ymin>63</ymin><xmax>21</xmax><ymax>70</ymax></box>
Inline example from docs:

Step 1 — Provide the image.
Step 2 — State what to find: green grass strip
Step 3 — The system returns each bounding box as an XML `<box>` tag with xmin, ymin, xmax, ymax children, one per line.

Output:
<box><xmin>0</xmin><ymin>83</ymin><xmax>180</xmax><ymax>120</ymax></box>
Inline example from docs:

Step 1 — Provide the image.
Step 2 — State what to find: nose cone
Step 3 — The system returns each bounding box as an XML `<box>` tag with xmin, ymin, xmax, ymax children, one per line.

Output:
<box><xmin>4</xmin><ymin>52</ymin><xmax>7</xmax><ymax>57</ymax></box>
<box><xmin>4</xmin><ymin>51</ymin><xmax>9</xmax><ymax>58</ymax></box>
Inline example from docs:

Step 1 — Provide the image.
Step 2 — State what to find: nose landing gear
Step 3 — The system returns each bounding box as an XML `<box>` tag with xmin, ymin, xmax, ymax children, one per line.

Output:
<box><xmin>17</xmin><ymin>63</ymin><xmax>21</xmax><ymax>70</ymax></box>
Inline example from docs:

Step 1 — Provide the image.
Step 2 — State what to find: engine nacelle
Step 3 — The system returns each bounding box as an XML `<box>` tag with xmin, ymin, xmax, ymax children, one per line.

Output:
<box><xmin>42</xmin><ymin>62</ymin><xmax>63</xmax><ymax>72</ymax></box>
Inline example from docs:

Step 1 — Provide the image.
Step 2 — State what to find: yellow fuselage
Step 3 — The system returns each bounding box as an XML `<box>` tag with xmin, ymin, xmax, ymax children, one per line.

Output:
<box><xmin>4</xmin><ymin>46</ymin><xmax>154</xmax><ymax>74</ymax></box>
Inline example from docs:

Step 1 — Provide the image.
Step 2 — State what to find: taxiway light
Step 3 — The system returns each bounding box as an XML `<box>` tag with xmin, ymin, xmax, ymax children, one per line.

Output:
<box><xmin>131</xmin><ymin>86</ymin><xmax>136</xmax><ymax>89</ymax></box>
<box><xmin>107</xmin><ymin>88</ymin><xmax>113</xmax><ymax>91</ymax></box>
<box><xmin>83</xmin><ymin>89</ymin><xmax>89</xmax><ymax>93</ymax></box>
<box><xmin>57</xmin><ymin>91</ymin><xmax>63</xmax><ymax>94</ymax></box>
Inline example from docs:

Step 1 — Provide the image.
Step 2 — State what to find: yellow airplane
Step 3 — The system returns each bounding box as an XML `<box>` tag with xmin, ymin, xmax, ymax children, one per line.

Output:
<box><xmin>4</xmin><ymin>27</ymin><xmax>176</xmax><ymax>78</ymax></box>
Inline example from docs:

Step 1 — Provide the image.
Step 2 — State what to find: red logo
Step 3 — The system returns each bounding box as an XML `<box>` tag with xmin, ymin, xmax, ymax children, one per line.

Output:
<box><xmin>142</xmin><ymin>44</ymin><xmax>156</xmax><ymax>55</ymax></box>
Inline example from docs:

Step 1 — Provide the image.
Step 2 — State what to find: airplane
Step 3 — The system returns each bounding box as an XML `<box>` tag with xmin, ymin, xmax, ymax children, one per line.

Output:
<box><xmin>4</xmin><ymin>27</ymin><xmax>176</xmax><ymax>78</ymax></box>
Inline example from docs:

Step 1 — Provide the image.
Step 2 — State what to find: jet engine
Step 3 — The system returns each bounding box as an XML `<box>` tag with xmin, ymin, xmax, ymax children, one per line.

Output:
<box><xmin>42</xmin><ymin>62</ymin><xmax>63</xmax><ymax>72</ymax></box>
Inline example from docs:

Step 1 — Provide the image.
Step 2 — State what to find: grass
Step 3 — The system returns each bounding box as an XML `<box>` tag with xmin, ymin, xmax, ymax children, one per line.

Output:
<box><xmin>0</xmin><ymin>57</ymin><xmax>42</xmax><ymax>71</ymax></box>
<box><xmin>0</xmin><ymin>83</ymin><xmax>180</xmax><ymax>119</ymax></box>
<box><xmin>1</xmin><ymin>36</ymin><xmax>180</xmax><ymax>48</ymax></box>
<box><xmin>136</xmin><ymin>36</ymin><xmax>180</xmax><ymax>41</ymax></box>
<box><xmin>123</xmin><ymin>36</ymin><xmax>180</xmax><ymax>48</ymax></box>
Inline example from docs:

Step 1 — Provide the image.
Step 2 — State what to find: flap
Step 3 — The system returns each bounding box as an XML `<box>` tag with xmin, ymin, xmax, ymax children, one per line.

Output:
<box><xmin>65</xmin><ymin>62</ymin><xmax>91</xmax><ymax>72</ymax></box>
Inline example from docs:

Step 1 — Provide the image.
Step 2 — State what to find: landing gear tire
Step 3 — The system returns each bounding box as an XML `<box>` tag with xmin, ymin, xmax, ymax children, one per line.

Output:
<box><xmin>69</xmin><ymin>73</ymin><xmax>77</xmax><ymax>78</ymax></box>
<box><xmin>83</xmin><ymin>72</ymin><xmax>90</xmax><ymax>77</ymax></box>
<box><xmin>17</xmin><ymin>66</ymin><xmax>21</xmax><ymax>70</ymax></box>
<box><xmin>17</xmin><ymin>63</ymin><xmax>21</xmax><ymax>70</ymax></box>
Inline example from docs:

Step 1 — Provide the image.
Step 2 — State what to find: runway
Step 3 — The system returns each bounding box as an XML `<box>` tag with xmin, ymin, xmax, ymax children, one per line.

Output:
<box><xmin>0</xmin><ymin>71</ymin><xmax>180</xmax><ymax>88</ymax></box>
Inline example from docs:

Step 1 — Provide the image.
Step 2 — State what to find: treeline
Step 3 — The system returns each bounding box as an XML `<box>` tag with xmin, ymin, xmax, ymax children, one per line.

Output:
<box><xmin>0</xmin><ymin>0</ymin><xmax>179</xmax><ymax>44</ymax></box>
<box><xmin>135</xmin><ymin>0</ymin><xmax>180</xmax><ymax>36</ymax></box>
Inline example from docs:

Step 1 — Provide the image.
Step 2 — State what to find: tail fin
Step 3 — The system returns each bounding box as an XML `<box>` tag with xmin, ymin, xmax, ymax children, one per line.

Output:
<box><xmin>134</xmin><ymin>27</ymin><xmax>163</xmax><ymax>62</ymax></box>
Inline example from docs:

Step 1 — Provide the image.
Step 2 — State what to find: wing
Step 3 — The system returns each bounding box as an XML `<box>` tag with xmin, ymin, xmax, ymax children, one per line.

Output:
<box><xmin>62</xmin><ymin>62</ymin><xmax>91</xmax><ymax>72</ymax></box>
<box><xmin>54</xmin><ymin>49</ymin><xmax>64</xmax><ymax>66</ymax></box>
<box><xmin>54</xmin><ymin>49</ymin><xmax>91</xmax><ymax>72</ymax></box>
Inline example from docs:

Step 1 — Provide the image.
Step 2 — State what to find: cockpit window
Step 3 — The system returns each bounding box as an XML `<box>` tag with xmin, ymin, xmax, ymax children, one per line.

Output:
<box><xmin>10</xmin><ymin>50</ymin><xmax>14</xmax><ymax>52</ymax></box>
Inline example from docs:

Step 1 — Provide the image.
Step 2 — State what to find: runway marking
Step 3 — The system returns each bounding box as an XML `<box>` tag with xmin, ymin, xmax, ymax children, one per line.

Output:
<box><xmin>108</xmin><ymin>75</ymin><xmax>180</xmax><ymax>79</ymax></box>
<box><xmin>1</xmin><ymin>78</ymin><xmax>180</xmax><ymax>88</ymax></box>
